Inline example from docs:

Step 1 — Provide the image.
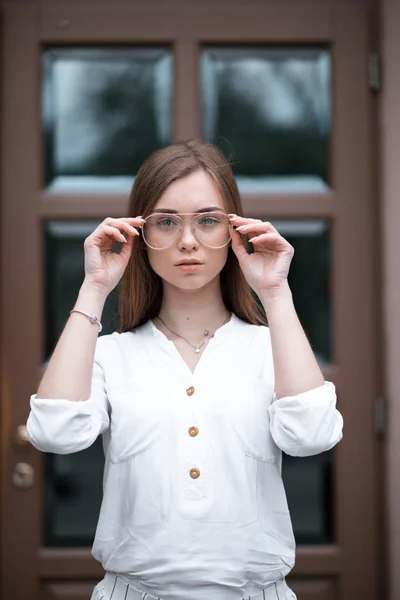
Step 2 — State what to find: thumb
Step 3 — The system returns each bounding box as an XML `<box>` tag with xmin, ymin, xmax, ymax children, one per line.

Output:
<box><xmin>231</xmin><ymin>228</ymin><xmax>248</xmax><ymax>264</ymax></box>
<box><xmin>119</xmin><ymin>232</ymin><xmax>135</xmax><ymax>262</ymax></box>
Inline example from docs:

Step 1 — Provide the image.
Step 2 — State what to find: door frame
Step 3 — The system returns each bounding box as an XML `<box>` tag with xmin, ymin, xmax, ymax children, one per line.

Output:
<box><xmin>0</xmin><ymin>2</ymin><xmax>382</xmax><ymax>599</ymax></box>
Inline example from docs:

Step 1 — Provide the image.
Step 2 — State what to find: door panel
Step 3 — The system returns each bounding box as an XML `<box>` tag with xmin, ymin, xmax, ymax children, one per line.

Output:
<box><xmin>41</xmin><ymin>582</ymin><xmax>98</xmax><ymax>600</ymax></box>
<box><xmin>1</xmin><ymin>2</ymin><xmax>379</xmax><ymax>600</ymax></box>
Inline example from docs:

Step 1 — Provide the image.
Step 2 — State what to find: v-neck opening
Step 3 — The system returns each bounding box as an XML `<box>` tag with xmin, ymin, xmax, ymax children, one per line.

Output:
<box><xmin>146</xmin><ymin>314</ymin><xmax>236</xmax><ymax>376</ymax></box>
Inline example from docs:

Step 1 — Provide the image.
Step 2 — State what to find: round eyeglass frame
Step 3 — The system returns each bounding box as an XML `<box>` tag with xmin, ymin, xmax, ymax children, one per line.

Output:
<box><xmin>141</xmin><ymin>212</ymin><xmax>233</xmax><ymax>250</ymax></box>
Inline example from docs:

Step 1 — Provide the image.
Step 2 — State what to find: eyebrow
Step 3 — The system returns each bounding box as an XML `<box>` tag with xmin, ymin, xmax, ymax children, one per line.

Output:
<box><xmin>153</xmin><ymin>206</ymin><xmax>225</xmax><ymax>214</ymax></box>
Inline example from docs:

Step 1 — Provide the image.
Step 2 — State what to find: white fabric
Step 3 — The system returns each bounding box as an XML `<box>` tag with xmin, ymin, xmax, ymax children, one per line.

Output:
<box><xmin>27</xmin><ymin>314</ymin><xmax>343</xmax><ymax>600</ymax></box>
<box><xmin>91</xmin><ymin>571</ymin><xmax>295</xmax><ymax>600</ymax></box>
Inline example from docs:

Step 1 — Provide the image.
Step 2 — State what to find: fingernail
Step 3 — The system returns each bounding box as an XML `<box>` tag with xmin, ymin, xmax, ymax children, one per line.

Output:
<box><xmin>236</xmin><ymin>225</ymin><xmax>247</xmax><ymax>231</ymax></box>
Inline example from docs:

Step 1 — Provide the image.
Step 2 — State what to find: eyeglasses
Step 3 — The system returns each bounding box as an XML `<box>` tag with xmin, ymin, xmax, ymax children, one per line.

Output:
<box><xmin>141</xmin><ymin>212</ymin><xmax>232</xmax><ymax>250</ymax></box>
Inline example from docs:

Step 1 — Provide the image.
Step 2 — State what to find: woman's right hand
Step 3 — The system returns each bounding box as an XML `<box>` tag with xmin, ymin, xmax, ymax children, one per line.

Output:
<box><xmin>82</xmin><ymin>216</ymin><xmax>144</xmax><ymax>296</ymax></box>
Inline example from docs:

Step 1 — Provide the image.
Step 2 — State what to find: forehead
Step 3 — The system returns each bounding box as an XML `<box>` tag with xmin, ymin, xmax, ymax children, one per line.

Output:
<box><xmin>154</xmin><ymin>170</ymin><xmax>225</xmax><ymax>212</ymax></box>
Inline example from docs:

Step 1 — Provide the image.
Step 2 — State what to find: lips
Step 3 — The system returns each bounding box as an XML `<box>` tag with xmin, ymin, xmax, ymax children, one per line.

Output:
<box><xmin>175</xmin><ymin>260</ymin><xmax>203</xmax><ymax>266</ymax></box>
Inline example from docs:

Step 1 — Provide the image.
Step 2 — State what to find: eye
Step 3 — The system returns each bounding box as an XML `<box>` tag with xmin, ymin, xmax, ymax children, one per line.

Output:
<box><xmin>157</xmin><ymin>217</ymin><xmax>176</xmax><ymax>227</ymax></box>
<box><xmin>199</xmin><ymin>215</ymin><xmax>219</xmax><ymax>226</ymax></box>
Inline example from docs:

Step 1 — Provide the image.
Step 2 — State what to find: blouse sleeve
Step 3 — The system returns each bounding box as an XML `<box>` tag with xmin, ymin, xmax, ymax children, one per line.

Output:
<box><xmin>268</xmin><ymin>381</ymin><xmax>343</xmax><ymax>457</ymax></box>
<box><xmin>26</xmin><ymin>342</ymin><xmax>110</xmax><ymax>455</ymax></box>
<box><xmin>258</xmin><ymin>325</ymin><xmax>344</xmax><ymax>457</ymax></box>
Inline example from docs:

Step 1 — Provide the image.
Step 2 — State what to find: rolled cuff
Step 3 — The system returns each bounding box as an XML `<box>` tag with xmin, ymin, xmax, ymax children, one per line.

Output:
<box><xmin>268</xmin><ymin>381</ymin><xmax>343</xmax><ymax>457</ymax></box>
<box><xmin>26</xmin><ymin>394</ymin><xmax>109</xmax><ymax>454</ymax></box>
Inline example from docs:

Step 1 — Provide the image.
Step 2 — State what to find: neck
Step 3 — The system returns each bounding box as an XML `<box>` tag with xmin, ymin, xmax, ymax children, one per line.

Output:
<box><xmin>158</xmin><ymin>278</ymin><xmax>230</xmax><ymax>336</ymax></box>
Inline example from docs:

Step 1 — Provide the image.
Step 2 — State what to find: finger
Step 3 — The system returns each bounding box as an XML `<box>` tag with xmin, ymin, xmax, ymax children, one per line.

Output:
<box><xmin>229</xmin><ymin>216</ymin><xmax>281</xmax><ymax>237</ymax></box>
<box><xmin>230</xmin><ymin>228</ymin><xmax>249</xmax><ymax>262</ymax></box>
<box><xmin>229</xmin><ymin>215</ymin><xmax>263</xmax><ymax>225</ymax></box>
<box><xmin>105</xmin><ymin>217</ymin><xmax>144</xmax><ymax>232</ymax></box>
<box><xmin>102</xmin><ymin>225</ymin><xmax>132</xmax><ymax>244</ymax></box>
<box><xmin>235</xmin><ymin>221</ymin><xmax>274</xmax><ymax>235</ymax></box>
<box><xmin>248</xmin><ymin>232</ymin><xmax>292</xmax><ymax>251</ymax></box>
<box><xmin>119</xmin><ymin>230</ymin><xmax>135</xmax><ymax>260</ymax></box>
<box><xmin>122</xmin><ymin>216</ymin><xmax>145</xmax><ymax>226</ymax></box>
<box><xmin>118</xmin><ymin>221</ymin><xmax>141</xmax><ymax>237</ymax></box>
<box><xmin>103</xmin><ymin>220</ymin><xmax>140</xmax><ymax>239</ymax></box>
<box><xmin>104</xmin><ymin>216</ymin><xmax>144</xmax><ymax>222</ymax></box>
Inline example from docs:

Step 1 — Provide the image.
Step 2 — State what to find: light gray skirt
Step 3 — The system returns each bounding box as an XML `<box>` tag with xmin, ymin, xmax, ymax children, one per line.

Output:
<box><xmin>91</xmin><ymin>572</ymin><xmax>296</xmax><ymax>600</ymax></box>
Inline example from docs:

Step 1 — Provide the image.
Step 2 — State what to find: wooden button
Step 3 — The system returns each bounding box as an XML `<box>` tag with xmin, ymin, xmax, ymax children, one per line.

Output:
<box><xmin>189</xmin><ymin>468</ymin><xmax>200</xmax><ymax>479</ymax></box>
<box><xmin>188</xmin><ymin>426</ymin><xmax>199</xmax><ymax>437</ymax></box>
<box><xmin>186</xmin><ymin>386</ymin><xmax>195</xmax><ymax>396</ymax></box>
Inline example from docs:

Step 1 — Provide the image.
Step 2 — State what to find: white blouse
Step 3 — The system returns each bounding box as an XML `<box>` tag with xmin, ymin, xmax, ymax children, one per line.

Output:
<box><xmin>27</xmin><ymin>314</ymin><xmax>343</xmax><ymax>600</ymax></box>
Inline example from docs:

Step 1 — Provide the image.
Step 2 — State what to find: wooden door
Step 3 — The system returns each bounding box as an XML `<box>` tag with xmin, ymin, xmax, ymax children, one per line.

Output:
<box><xmin>0</xmin><ymin>2</ymin><xmax>381</xmax><ymax>599</ymax></box>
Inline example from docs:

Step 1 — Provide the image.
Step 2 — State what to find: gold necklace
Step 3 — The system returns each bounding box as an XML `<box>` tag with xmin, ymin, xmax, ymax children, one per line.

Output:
<box><xmin>156</xmin><ymin>314</ymin><xmax>231</xmax><ymax>354</ymax></box>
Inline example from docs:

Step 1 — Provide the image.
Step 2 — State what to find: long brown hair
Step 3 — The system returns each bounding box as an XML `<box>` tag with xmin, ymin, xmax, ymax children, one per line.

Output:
<box><xmin>119</xmin><ymin>139</ymin><xmax>267</xmax><ymax>331</ymax></box>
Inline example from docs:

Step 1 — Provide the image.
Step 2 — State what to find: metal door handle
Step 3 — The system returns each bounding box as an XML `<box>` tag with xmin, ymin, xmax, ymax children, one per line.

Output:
<box><xmin>12</xmin><ymin>463</ymin><xmax>35</xmax><ymax>489</ymax></box>
<box><xmin>15</xmin><ymin>424</ymin><xmax>31</xmax><ymax>446</ymax></box>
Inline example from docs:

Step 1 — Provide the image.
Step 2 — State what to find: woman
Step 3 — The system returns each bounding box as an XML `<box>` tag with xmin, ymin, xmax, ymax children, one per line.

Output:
<box><xmin>27</xmin><ymin>139</ymin><xmax>343</xmax><ymax>600</ymax></box>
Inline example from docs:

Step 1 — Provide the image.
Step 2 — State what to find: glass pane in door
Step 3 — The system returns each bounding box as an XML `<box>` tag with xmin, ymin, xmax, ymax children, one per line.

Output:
<box><xmin>271</xmin><ymin>219</ymin><xmax>331</xmax><ymax>364</ymax></box>
<box><xmin>44</xmin><ymin>439</ymin><xmax>104</xmax><ymax>547</ymax></box>
<box><xmin>283</xmin><ymin>451</ymin><xmax>334</xmax><ymax>544</ymax></box>
<box><xmin>42</xmin><ymin>47</ymin><xmax>173</xmax><ymax>193</ymax></box>
<box><xmin>201</xmin><ymin>46</ymin><xmax>331</xmax><ymax>193</ymax></box>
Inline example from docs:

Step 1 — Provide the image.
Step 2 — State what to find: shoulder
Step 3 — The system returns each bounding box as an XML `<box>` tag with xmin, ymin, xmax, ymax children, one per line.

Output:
<box><xmin>231</xmin><ymin>314</ymin><xmax>271</xmax><ymax>347</ymax></box>
<box><xmin>229</xmin><ymin>316</ymin><xmax>273</xmax><ymax>378</ymax></box>
<box><xmin>93</xmin><ymin>322</ymin><xmax>154</xmax><ymax>387</ymax></box>
<box><xmin>94</xmin><ymin>321</ymin><xmax>152</xmax><ymax>362</ymax></box>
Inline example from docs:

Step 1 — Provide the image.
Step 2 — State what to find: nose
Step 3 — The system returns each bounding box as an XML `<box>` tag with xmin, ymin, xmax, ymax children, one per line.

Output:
<box><xmin>178</xmin><ymin>220</ymin><xmax>199</xmax><ymax>251</ymax></box>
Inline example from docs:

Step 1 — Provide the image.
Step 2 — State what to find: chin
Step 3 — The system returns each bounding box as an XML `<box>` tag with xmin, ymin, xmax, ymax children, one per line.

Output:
<box><xmin>163</xmin><ymin>271</ymin><xmax>221</xmax><ymax>292</ymax></box>
<box><xmin>173</xmin><ymin>275</ymin><xmax>213</xmax><ymax>291</ymax></box>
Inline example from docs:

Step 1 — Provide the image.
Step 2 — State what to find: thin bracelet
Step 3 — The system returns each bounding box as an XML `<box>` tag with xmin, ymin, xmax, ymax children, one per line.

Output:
<box><xmin>70</xmin><ymin>309</ymin><xmax>103</xmax><ymax>333</ymax></box>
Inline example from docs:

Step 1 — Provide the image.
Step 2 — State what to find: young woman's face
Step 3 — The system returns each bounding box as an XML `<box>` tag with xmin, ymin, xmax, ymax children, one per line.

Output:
<box><xmin>145</xmin><ymin>170</ymin><xmax>230</xmax><ymax>292</ymax></box>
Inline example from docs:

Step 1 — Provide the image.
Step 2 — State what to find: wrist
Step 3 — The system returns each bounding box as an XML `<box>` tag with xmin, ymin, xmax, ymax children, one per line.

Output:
<box><xmin>76</xmin><ymin>281</ymin><xmax>108</xmax><ymax>314</ymax></box>
<box><xmin>258</xmin><ymin>282</ymin><xmax>293</xmax><ymax>312</ymax></box>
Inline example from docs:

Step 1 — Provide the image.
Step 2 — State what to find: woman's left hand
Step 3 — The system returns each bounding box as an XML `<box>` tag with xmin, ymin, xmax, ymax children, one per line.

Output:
<box><xmin>229</xmin><ymin>215</ymin><xmax>294</xmax><ymax>296</ymax></box>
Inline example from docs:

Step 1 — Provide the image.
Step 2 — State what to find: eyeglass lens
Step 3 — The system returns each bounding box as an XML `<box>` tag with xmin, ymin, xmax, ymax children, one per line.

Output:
<box><xmin>142</xmin><ymin>212</ymin><xmax>232</xmax><ymax>250</ymax></box>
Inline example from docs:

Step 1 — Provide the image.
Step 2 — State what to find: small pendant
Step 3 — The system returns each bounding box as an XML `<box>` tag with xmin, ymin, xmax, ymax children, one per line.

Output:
<box><xmin>204</xmin><ymin>329</ymin><xmax>209</xmax><ymax>336</ymax></box>
<box><xmin>195</xmin><ymin>347</ymin><xmax>201</xmax><ymax>354</ymax></box>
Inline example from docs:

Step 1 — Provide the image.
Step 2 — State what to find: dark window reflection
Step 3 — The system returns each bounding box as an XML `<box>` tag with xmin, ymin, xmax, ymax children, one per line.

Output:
<box><xmin>42</xmin><ymin>47</ymin><xmax>173</xmax><ymax>192</ymax></box>
<box><xmin>283</xmin><ymin>451</ymin><xmax>334</xmax><ymax>544</ymax></box>
<box><xmin>201</xmin><ymin>47</ymin><xmax>331</xmax><ymax>193</ymax></box>
<box><xmin>44</xmin><ymin>439</ymin><xmax>104</xmax><ymax>547</ymax></box>
<box><xmin>271</xmin><ymin>219</ymin><xmax>331</xmax><ymax>364</ymax></box>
